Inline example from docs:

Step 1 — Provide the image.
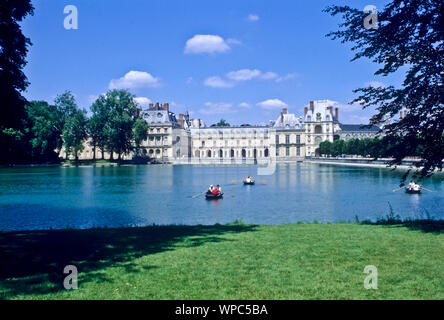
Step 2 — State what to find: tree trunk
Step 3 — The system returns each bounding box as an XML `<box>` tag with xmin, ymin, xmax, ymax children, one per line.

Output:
<box><xmin>110</xmin><ymin>150</ymin><xmax>114</xmax><ymax>160</ymax></box>
<box><xmin>93</xmin><ymin>145</ymin><xmax>96</xmax><ymax>161</ymax></box>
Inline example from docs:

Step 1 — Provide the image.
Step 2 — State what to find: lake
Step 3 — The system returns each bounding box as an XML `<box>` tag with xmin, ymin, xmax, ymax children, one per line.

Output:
<box><xmin>0</xmin><ymin>163</ymin><xmax>443</xmax><ymax>230</ymax></box>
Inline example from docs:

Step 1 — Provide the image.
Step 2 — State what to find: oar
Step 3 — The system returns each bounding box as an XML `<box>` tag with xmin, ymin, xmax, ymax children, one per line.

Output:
<box><xmin>192</xmin><ymin>191</ymin><xmax>206</xmax><ymax>199</ymax></box>
<box><xmin>392</xmin><ymin>186</ymin><xmax>405</xmax><ymax>192</ymax></box>
<box><xmin>421</xmin><ymin>186</ymin><xmax>433</xmax><ymax>192</ymax></box>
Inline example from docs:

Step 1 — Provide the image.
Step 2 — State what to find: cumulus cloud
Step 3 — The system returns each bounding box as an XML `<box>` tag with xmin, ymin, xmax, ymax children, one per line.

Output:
<box><xmin>199</xmin><ymin>102</ymin><xmax>235</xmax><ymax>115</ymax></box>
<box><xmin>239</xmin><ymin>102</ymin><xmax>252</xmax><ymax>109</ymax></box>
<box><xmin>205</xmin><ymin>69</ymin><xmax>298</xmax><ymax>88</ymax></box>
<box><xmin>276</xmin><ymin>73</ymin><xmax>299</xmax><ymax>82</ymax></box>
<box><xmin>109</xmin><ymin>71</ymin><xmax>160</xmax><ymax>89</ymax></box>
<box><xmin>184</xmin><ymin>35</ymin><xmax>231</xmax><ymax>54</ymax></box>
<box><xmin>226</xmin><ymin>69</ymin><xmax>261</xmax><ymax>81</ymax></box>
<box><xmin>204</xmin><ymin>76</ymin><xmax>234</xmax><ymax>88</ymax></box>
<box><xmin>133</xmin><ymin>97</ymin><xmax>152</xmax><ymax>108</ymax></box>
<box><xmin>247</xmin><ymin>14</ymin><xmax>260</xmax><ymax>22</ymax></box>
<box><xmin>257</xmin><ymin>99</ymin><xmax>288</xmax><ymax>110</ymax></box>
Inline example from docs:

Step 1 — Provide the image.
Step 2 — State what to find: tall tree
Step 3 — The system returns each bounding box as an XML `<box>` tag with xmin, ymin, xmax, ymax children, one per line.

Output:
<box><xmin>133</xmin><ymin>118</ymin><xmax>149</xmax><ymax>154</ymax></box>
<box><xmin>25</xmin><ymin>101</ymin><xmax>63</xmax><ymax>161</ymax></box>
<box><xmin>62</xmin><ymin>109</ymin><xmax>88</xmax><ymax>161</ymax></box>
<box><xmin>104</xmin><ymin>89</ymin><xmax>138</xmax><ymax>160</ymax></box>
<box><xmin>0</xmin><ymin>0</ymin><xmax>34</xmax><ymax>164</ymax></box>
<box><xmin>89</xmin><ymin>95</ymin><xmax>110</xmax><ymax>160</ymax></box>
<box><xmin>325</xmin><ymin>0</ymin><xmax>444</xmax><ymax>177</ymax></box>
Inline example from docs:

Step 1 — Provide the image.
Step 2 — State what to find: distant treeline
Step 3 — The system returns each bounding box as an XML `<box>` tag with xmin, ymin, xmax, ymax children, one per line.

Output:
<box><xmin>17</xmin><ymin>89</ymin><xmax>149</xmax><ymax>163</ymax></box>
<box><xmin>318</xmin><ymin>136</ymin><xmax>428</xmax><ymax>158</ymax></box>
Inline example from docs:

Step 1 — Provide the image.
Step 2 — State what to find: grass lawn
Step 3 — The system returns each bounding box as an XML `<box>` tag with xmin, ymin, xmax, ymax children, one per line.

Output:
<box><xmin>0</xmin><ymin>221</ymin><xmax>443</xmax><ymax>299</ymax></box>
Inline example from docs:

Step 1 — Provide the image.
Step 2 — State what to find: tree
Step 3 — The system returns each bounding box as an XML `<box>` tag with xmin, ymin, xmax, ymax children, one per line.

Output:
<box><xmin>331</xmin><ymin>139</ymin><xmax>346</xmax><ymax>157</ymax></box>
<box><xmin>0</xmin><ymin>0</ymin><xmax>34</xmax><ymax>164</ymax></box>
<box><xmin>25</xmin><ymin>101</ymin><xmax>63</xmax><ymax>162</ymax></box>
<box><xmin>319</xmin><ymin>140</ymin><xmax>332</xmax><ymax>156</ymax></box>
<box><xmin>325</xmin><ymin>0</ymin><xmax>444</xmax><ymax>177</ymax></box>
<box><xmin>104</xmin><ymin>89</ymin><xmax>138</xmax><ymax>160</ymax></box>
<box><xmin>55</xmin><ymin>91</ymin><xmax>78</xmax><ymax>125</ymax></box>
<box><xmin>62</xmin><ymin>109</ymin><xmax>88</xmax><ymax>161</ymax></box>
<box><xmin>89</xmin><ymin>95</ymin><xmax>110</xmax><ymax>160</ymax></box>
<box><xmin>133</xmin><ymin>118</ymin><xmax>149</xmax><ymax>153</ymax></box>
<box><xmin>214</xmin><ymin>119</ymin><xmax>230</xmax><ymax>127</ymax></box>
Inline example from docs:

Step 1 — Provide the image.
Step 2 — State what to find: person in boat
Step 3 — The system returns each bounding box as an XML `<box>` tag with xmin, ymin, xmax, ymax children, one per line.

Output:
<box><xmin>245</xmin><ymin>176</ymin><xmax>252</xmax><ymax>183</ymax></box>
<box><xmin>212</xmin><ymin>184</ymin><xmax>221</xmax><ymax>195</ymax></box>
<box><xmin>408</xmin><ymin>181</ymin><xmax>421</xmax><ymax>191</ymax></box>
<box><xmin>207</xmin><ymin>185</ymin><xmax>214</xmax><ymax>194</ymax></box>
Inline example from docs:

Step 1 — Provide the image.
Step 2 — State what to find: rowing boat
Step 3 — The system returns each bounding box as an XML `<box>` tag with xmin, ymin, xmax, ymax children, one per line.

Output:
<box><xmin>205</xmin><ymin>192</ymin><xmax>224</xmax><ymax>199</ymax></box>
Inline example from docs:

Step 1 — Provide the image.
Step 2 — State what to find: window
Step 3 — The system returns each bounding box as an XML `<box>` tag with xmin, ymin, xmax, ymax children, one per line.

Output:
<box><xmin>276</xmin><ymin>147</ymin><xmax>279</xmax><ymax>156</ymax></box>
<box><xmin>286</xmin><ymin>147</ymin><xmax>290</xmax><ymax>156</ymax></box>
<box><xmin>202</xmin><ymin>141</ymin><xmax>205</xmax><ymax>147</ymax></box>
<box><xmin>315</xmin><ymin>125</ymin><xmax>322</xmax><ymax>134</ymax></box>
<box><xmin>285</xmin><ymin>135</ymin><xmax>290</xmax><ymax>144</ymax></box>
<box><xmin>297</xmin><ymin>147</ymin><xmax>300</xmax><ymax>156</ymax></box>
<box><xmin>296</xmin><ymin>135</ymin><xmax>301</xmax><ymax>144</ymax></box>
<box><xmin>275</xmin><ymin>135</ymin><xmax>279</xmax><ymax>144</ymax></box>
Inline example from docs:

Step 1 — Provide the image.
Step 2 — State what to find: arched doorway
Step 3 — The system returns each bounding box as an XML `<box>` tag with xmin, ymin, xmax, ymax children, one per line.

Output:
<box><xmin>207</xmin><ymin>150</ymin><xmax>211</xmax><ymax>158</ymax></box>
<box><xmin>230</xmin><ymin>149</ymin><xmax>234</xmax><ymax>158</ymax></box>
<box><xmin>219</xmin><ymin>149</ymin><xmax>223</xmax><ymax>158</ymax></box>
<box><xmin>241</xmin><ymin>149</ymin><xmax>246</xmax><ymax>158</ymax></box>
<box><xmin>264</xmin><ymin>148</ymin><xmax>269</xmax><ymax>157</ymax></box>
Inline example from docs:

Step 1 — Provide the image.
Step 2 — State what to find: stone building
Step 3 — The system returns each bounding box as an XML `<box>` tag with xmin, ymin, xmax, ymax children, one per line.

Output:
<box><xmin>64</xmin><ymin>99</ymin><xmax>382</xmax><ymax>162</ymax></box>
<box><xmin>140</xmin><ymin>102</ymin><xmax>191</xmax><ymax>162</ymax></box>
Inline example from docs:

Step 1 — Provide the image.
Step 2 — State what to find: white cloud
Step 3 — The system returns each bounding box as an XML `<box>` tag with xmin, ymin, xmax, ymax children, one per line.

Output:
<box><xmin>199</xmin><ymin>102</ymin><xmax>235</xmax><ymax>115</ymax></box>
<box><xmin>184</xmin><ymin>35</ymin><xmax>231</xmax><ymax>54</ymax></box>
<box><xmin>204</xmin><ymin>76</ymin><xmax>234</xmax><ymax>88</ymax></box>
<box><xmin>205</xmin><ymin>69</ymin><xmax>298</xmax><ymax>88</ymax></box>
<box><xmin>133</xmin><ymin>97</ymin><xmax>152</xmax><ymax>108</ymax></box>
<box><xmin>226</xmin><ymin>69</ymin><xmax>261</xmax><ymax>81</ymax></box>
<box><xmin>276</xmin><ymin>73</ymin><xmax>298</xmax><ymax>82</ymax></box>
<box><xmin>186</xmin><ymin>77</ymin><xmax>193</xmax><ymax>84</ymax></box>
<box><xmin>239</xmin><ymin>102</ymin><xmax>252</xmax><ymax>109</ymax></box>
<box><xmin>109</xmin><ymin>71</ymin><xmax>160</xmax><ymax>89</ymax></box>
<box><xmin>257</xmin><ymin>99</ymin><xmax>288</xmax><ymax>110</ymax></box>
<box><xmin>260</xmin><ymin>72</ymin><xmax>279</xmax><ymax>80</ymax></box>
<box><xmin>247</xmin><ymin>14</ymin><xmax>260</xmax><ymax>22</ymax></box>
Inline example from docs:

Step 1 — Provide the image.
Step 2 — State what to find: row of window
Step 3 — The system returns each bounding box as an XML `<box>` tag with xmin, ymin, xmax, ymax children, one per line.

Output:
<box><xmin>275</xmin><ymin>146</ymin><xmax>301</xmax><ymax>156</ymax></box>
<box><xmin>275</xmin><ymin>135</ymin><xmax>302</xmax><ymax>144</ymax></box>
<box><xmin>194</xmin><ymin>148</ymin><xmax>270</xmax><ymax>158</ymax></box>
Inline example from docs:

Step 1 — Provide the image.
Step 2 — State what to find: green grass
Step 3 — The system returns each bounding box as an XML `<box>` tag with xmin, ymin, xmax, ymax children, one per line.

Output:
<box><xmin>0</xmin><ymin>221</ymin><xmax>443</xmax><ymax>300</ymax></box>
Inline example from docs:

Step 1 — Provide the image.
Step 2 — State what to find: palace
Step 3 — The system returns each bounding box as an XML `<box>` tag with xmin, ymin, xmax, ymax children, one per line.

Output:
<box><xmin>70</xmin><ymin>100</ymin><xmax>381</xmax><ymax>162</ymax></box>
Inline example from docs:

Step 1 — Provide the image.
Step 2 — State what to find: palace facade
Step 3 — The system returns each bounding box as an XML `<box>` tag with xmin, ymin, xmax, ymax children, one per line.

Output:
<box><xmin>69</xmin><ymin>100</ymin><xmax>382</xmax><ymax>162</ymax></box>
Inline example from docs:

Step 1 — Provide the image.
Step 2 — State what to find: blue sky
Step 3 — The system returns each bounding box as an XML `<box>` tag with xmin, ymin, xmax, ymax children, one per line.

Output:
<box><xmin>21</xmin><ymin>0</ymin><xmax>400</xmax><ymax>125</ymax></box>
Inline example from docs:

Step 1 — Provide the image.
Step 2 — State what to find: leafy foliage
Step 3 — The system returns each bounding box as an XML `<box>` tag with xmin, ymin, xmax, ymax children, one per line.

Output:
<box><xmin>325</xmin><ymin>0</ymin><xmax>444</xmax><ymax>176</ymax></box>
<box><xmin>0</xmin><ymin>0</ymin><xmax>34</xmax><ymax>164</ymax></box>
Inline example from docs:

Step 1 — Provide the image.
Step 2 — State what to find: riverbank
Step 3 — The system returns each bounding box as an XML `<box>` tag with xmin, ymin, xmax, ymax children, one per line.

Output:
<box><xmin>1</xmin><ymin>220</ymin><xmax>443</xmax><ymax>300</ymax></box>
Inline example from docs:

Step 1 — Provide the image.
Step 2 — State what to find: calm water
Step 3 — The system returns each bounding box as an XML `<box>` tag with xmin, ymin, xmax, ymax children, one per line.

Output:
<box><xmin>0</xmin><ymin>164</ymin><xmax>443</xmax><ymax>230</ymax></box>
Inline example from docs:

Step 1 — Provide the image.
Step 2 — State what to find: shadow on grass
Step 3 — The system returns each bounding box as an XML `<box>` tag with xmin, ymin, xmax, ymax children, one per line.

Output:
<box><xmin>361</xmin><ymin>219</ymin><xmax>444</xmax><ymax>234</ymax></box>
<box><xmin>0</xmin><ymin>223</ymin><xmax>257</xmax><ymax>298</ymax></box>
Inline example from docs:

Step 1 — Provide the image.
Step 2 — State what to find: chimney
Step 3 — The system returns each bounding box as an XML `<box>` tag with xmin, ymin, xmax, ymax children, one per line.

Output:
<box><xmin>280</xmin><ymin>112</ymin><xmax>284</xmax><ymax>123</ymax></box>
<box><xmin>310</xmin><ymin>101</ymin><xmax>314</xmax><ymax>113</ymax></box>
<box><xmin>282</xmin><ymin>108</ymin><xmax>288</xmax><ymax>115</ymax></box>
<box><xmin>149</xmin><ymin>103</ymin><xmax>154</xmax><ymax>109</ymax></box>
<box><xmin>179</xmin><ymin>114</ymin><xmax>184</xmax><ymax>129</ymax></box>
<box><xmin>327</xmin><ymin>106</ymin><xmax>333</xmax><ymax>116</ymax></box>
<box><xmin>335</xmin><ymin>107</ymin><xmax>339</xmax><ymax>120</ymax></box>
<box><xmin>198</xmin><ymin>119</ymin><xmax>201</xmax><ymax>128</ymax></box>
<box><xmin>163</xmin><ymin>103</ymin><xmax>169</xmax><ymax>111</ymax></box>
<box><xmin>304</xmin><ymin>107</ymin><xmax>308</xmax><ymax>116</ymax></box>
<box><xmin>155</xmin><ymin>102</ymin><xmax>160</xmax><ymax>110</ymax></box>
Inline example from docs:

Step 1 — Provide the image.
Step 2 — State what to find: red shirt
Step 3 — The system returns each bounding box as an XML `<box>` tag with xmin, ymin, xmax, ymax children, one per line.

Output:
<box><xmin>212</xmin><ymin>188</ymin><xmax>219</xmax><ymax>195</ymax></box>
